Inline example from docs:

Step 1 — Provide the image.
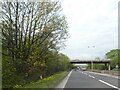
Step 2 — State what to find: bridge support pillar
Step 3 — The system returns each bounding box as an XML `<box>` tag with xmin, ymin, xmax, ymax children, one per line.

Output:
<box><xmin>91</xmin><ymin>61</ymin><xmax>93</xmax><ymax>71</ymax></box>
<box><xmin>108</xmin><ymin>64</ymin><xmax>110</xmax><ymax>70</ymax></box>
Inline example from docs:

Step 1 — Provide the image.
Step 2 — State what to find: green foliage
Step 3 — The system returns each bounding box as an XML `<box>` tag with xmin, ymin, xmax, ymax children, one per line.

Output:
<box><xmin>87</xmin><ymin>49</ymin><xmax>120</xmax><ymax>70</ymax></box>
<box><xmin>2</xmin><ymin>55</ymin><xmax>25</xmax><ymax>88</ymax></box>
<box><xmin>95</xmin><ymin>57</ymin><xmax>101</xmax><ymax>60</ymax></box>
<box><xmin>14</xmin><ymin>71</ymin><xmax>69</xmax><ymax>88</ymax></box>
<box><xmin>1</xmin><ymin>1</ymin><xmax>70</xmax><ymax>88</ymax></box>
<box><xmin>2</xmin><ymin>55</ymin><xmax>15</xmax><ymax>88</ymax></box>
<box><xmin>44</xmin><ymin>51</ymin><xmax>71</xmax><ymax>76</ymax></box>
<box><xmin>106</xmin><ymin>49</ymin><xmax>120</xmax><ymax>70</ymax></box>
<box><xmin>87</xmin><ymin>64</ymin><xmax>107</xmax><ymax>70</ymax></box>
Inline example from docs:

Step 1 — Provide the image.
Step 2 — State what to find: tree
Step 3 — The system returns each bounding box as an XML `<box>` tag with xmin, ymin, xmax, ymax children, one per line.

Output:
<box><xmin>95</xmin><ymin>57</ymin><xmax>100</xmax><ymax>60</ymax></box>
<box><xmin>105</xmin><ymin>49</ymin><xmax>120</xmax><ymax>70</ymax></box>
<box><xmin>1</xmin><ymin>1</ymin><xmax>68</xmax><ymax>61</ymax></box>
<box><xmin>1</xmin><ymin>1</ymin><xmax>69</xmax><ymax>88</ymax></box>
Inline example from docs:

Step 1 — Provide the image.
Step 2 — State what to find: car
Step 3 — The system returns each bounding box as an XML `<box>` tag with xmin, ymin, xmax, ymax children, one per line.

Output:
<box><xmin>81</xmin><ymin>68</ymin><xmax>86</xmax><ymax>71</ymax></box>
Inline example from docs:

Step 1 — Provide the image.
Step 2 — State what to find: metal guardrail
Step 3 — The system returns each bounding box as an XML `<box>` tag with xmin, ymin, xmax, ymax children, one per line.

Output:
<box><xmin>89</xmin><ymin>70</ymin><xmax>120</xmax><ymax>76</ymax></box>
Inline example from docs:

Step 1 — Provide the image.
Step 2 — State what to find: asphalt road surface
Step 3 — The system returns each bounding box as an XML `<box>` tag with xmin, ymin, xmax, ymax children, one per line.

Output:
<box><xmin>64</xmin><ymin>70</ymin><xmax>119</xmax><ymax>89</ymax></box>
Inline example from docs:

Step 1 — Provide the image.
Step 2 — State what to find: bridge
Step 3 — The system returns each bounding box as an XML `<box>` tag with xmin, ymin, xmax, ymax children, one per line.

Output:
<box><xmin>70</xmin><ymin>59</ymin><xmax>111</xmax><ymax>70</ymax></box>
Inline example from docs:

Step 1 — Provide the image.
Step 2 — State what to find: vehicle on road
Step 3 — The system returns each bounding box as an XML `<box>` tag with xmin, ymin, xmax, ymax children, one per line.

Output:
<box><xmin>81</xmin><ymin>67</ymin><xmax>86</xmax><ymax>71</ymax></box>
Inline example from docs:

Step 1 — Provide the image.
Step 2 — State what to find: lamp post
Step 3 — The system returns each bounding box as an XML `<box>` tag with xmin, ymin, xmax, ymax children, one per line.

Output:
<box><xmin>88</xmin><ymin>46</ymin><xmax>95</xmax><ymax>71</ymax></box>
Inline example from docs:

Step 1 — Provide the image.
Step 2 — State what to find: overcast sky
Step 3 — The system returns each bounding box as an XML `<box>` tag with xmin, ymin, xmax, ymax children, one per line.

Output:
<box><xmin>60</xmin><ymin>0</ymin><xmax>119</xmax><ymax>60</ymax></box>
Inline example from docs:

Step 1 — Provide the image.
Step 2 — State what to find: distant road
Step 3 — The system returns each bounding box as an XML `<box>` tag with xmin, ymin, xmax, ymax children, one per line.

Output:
<box><xmin>64</xmin><ymin>70</ymin><xmax>119</xmax><ymax>89</ymax></box>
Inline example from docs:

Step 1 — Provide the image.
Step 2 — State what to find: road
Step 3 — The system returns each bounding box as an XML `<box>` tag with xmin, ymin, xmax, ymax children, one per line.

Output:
<box><xmin>64</xmin><ymin>70</ymin><xmax>119</xmax><ymax>89</ymax></box>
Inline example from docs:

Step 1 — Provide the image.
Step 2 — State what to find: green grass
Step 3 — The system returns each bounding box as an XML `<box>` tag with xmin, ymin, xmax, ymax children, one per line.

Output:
<box><xmin>14</xmin><ymin>71</ymin><xmax>69</xmax><ymax>89</ymax></box>
<box><xmin>112</xmin><ymin>68</ymin><xmax>120</xmax><ymax>71</ymax></box>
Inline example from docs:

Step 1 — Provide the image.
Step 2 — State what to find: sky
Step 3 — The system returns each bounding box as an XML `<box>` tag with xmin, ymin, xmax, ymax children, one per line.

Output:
<box><xmin>60</xmin><ymin>0</ymin><xmax>119</xmax><ymax>60</ymax></box>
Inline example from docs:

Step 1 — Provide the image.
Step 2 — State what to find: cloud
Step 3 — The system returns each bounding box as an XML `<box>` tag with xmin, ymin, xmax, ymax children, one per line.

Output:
<box><xmin>60</xmin><ymin>0</ymin><xmax>119</xmax><ymax>60</ymax></box>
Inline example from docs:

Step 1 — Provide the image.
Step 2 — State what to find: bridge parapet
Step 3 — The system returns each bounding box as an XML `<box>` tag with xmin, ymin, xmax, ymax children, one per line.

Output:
<box><xmin>70</xmin><ymin>60</ymin><xmax>110</xmax><ymax>64</ymax></box>
<box><xmin>70</xmin><ymin>59</ymin><xmax>111</xmax><ymax>70</ymax></box>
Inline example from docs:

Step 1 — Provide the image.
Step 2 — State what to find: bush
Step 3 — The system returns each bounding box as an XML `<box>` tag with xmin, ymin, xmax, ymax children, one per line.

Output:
<box><xmin>14</xmin><ymin>71</ymin><xmax>69</xmax><ymax>88</ymax></box>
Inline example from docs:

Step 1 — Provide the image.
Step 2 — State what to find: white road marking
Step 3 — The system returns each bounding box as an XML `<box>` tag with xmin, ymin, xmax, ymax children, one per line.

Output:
<box><xmin>86</xmin><ymin>71</ymin><xmax>119</xmax><ymax>79</ymax></box>
<box><xmin>99</xmin><ymin>79</ymin><xmax>120</xmax><ymax>90</ymax></box>
<box><xmin>80</xmin><ymin>71</ymin><xmax>83</xmax><ymax>74</ymax></box>
<box><xmin>56</xmin><ymin>70</ymin><xmax>73</xmax><ymax>88</ymax></box>
<box><xmin>63</xmin><ymin>70</ymin><xmax>73</xmax><ymax>88</ymax></box>
<box><xmin>88</xmin><ymin>75</ymin><xmax>95</xmax><ymax>78</ymax></box>
<box><xmin>80</xmin><ymin>71</ymin><xmax>88</xmax><ymax>75</ymax></box>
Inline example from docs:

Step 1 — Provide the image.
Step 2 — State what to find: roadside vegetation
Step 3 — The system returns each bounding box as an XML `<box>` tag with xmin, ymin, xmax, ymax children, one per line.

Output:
<box><xmin>1</xmin><ymin>1</ymin><xmax>73</xmax><ymax>88</ymax></box>
<box><xmin>14</xmin><ymin>71</ymin><xmax>69</xmax><ymax>89</ymax></box>
<box><xmin>87</xmin><ymin>49</ymin><xmax>120</xmax><ymax>70</ymax></box>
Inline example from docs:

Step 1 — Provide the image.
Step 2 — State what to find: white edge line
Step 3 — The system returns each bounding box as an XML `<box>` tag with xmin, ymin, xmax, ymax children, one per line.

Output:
<box><xmin>89</xmin><ymin>75</ymin><xmax>95</xmax><ymax>78</ymax></box>
<box><xmin>63</xmin><ymin>70</ymin><xmax>73</xmax><ymax>88</ymax></box>
<box><xmin>86</xmin><ymin>71</ymin><xmax>119</xmax><ymax>79</ymax></box>
<box><xmin>99</xmin><ymin>79</ymin><xmax>120</xmax><ymax>89</ymax></box>
<box><xmin>55</xmin><ymin>70</ymin><xmax>73</xmax><ymax>88</ymax></box>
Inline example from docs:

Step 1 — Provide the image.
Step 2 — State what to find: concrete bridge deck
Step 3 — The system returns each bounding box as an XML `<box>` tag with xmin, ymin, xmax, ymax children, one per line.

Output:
<box><xmin>70</xmin><ymin>59</ymin><xmax>111</xmax><ymax>70</ymax></box>
<box><xmin>70</xmin><ymin>60</ymin><xmax>110</xmax><ymax>64</ymax></box>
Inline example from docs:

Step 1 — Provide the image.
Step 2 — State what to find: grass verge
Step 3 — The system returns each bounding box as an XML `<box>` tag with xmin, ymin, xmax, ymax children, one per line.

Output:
<box><xmin>14</xmin><ymin>71</ymin><xmax>69</xmax><ymax>89</ymax></box>
<box><xmin>112</xmin><ymin>68</ymin><xmax>120</xmax><ymax>71</ymax></box>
